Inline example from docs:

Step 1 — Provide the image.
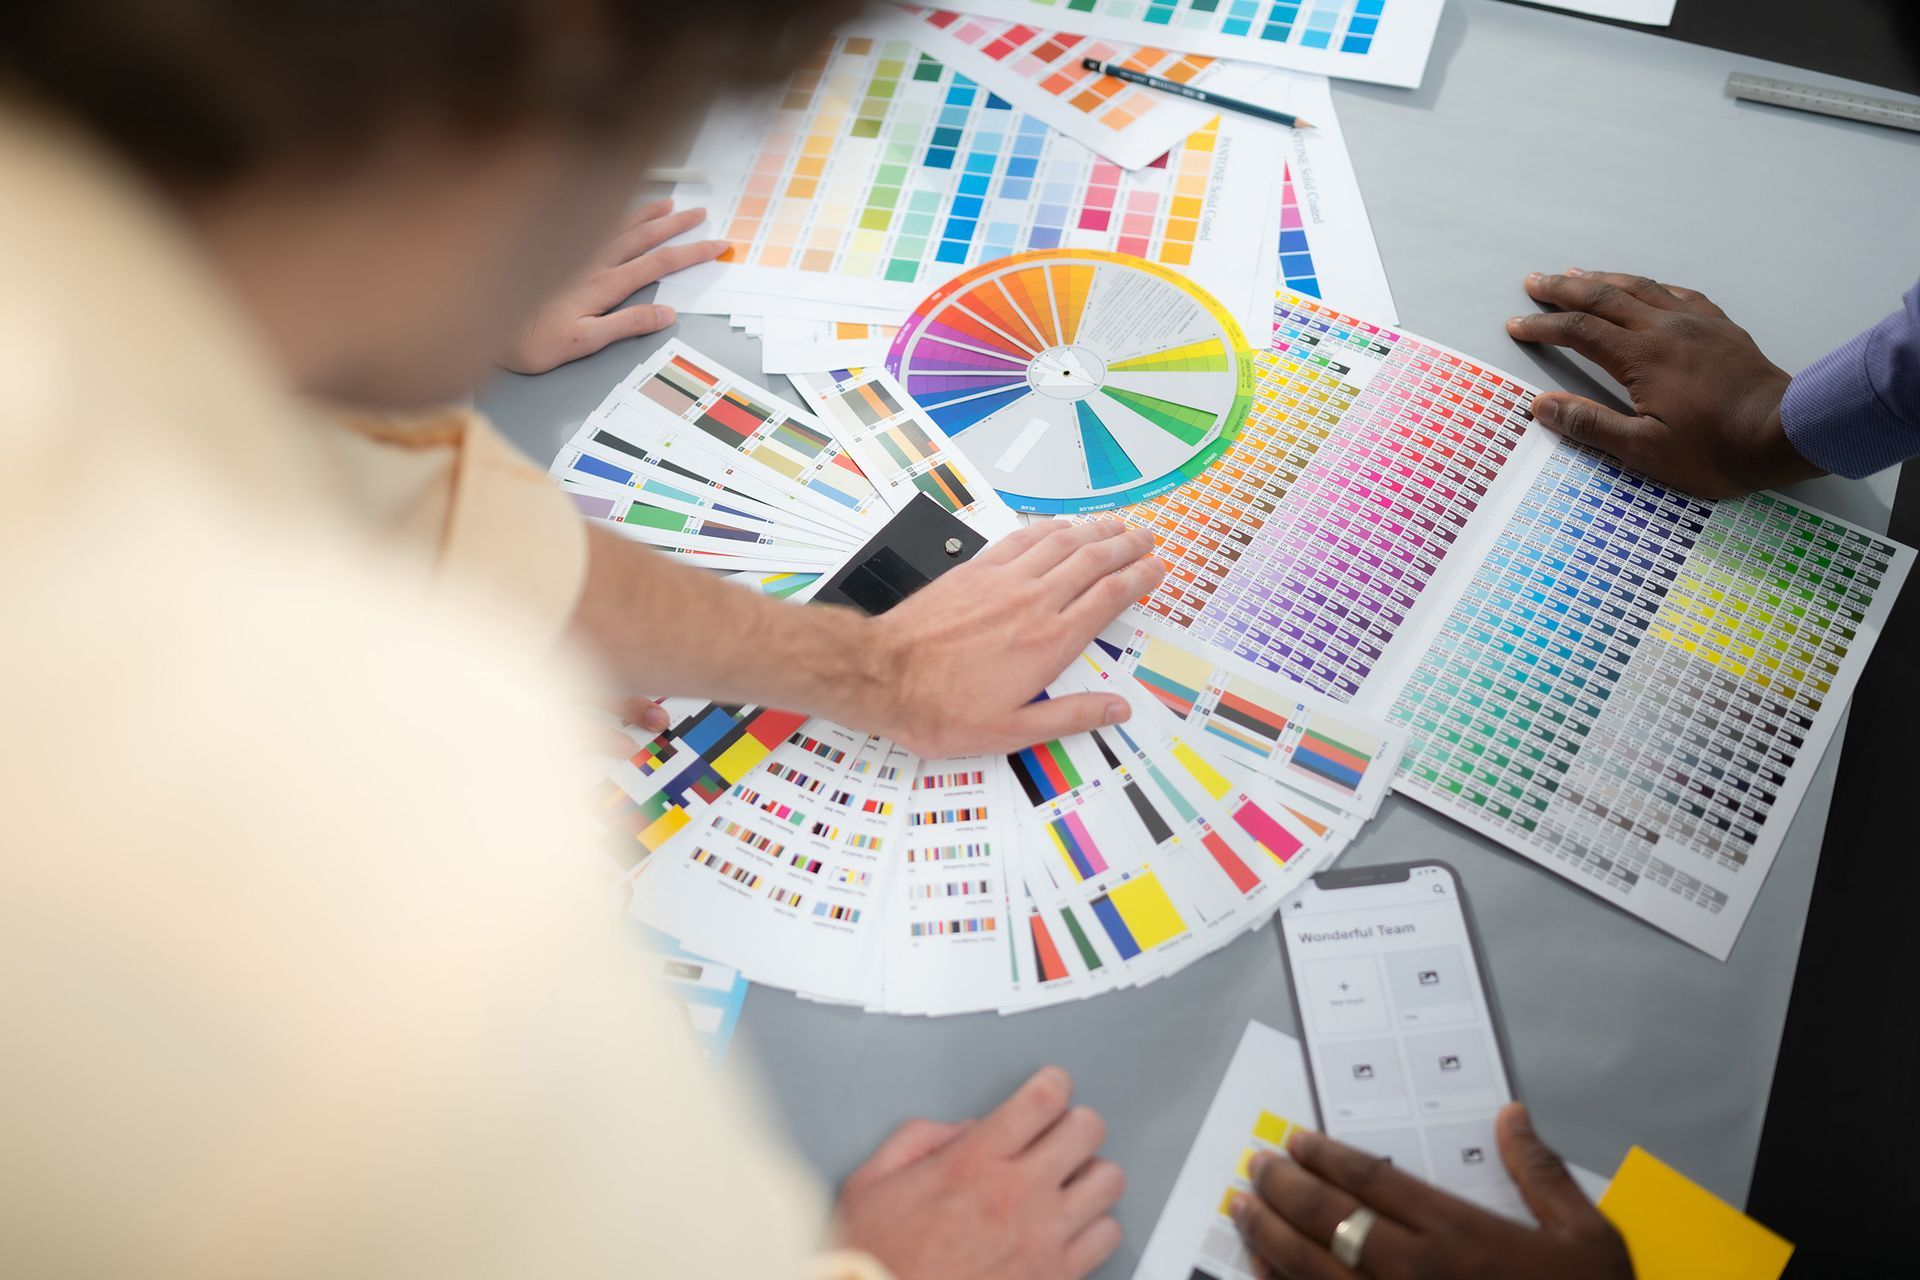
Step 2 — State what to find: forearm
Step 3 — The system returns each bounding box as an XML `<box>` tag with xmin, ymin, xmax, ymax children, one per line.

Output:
<box><xmin>568</xmin><ymin>525</ymin><xmax>893</xmax><ymax>723</ymax></box>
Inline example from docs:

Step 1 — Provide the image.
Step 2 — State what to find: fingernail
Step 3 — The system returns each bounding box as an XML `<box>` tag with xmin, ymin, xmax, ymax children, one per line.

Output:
<box><xmin>1525</xmin><ymin>272</ymin><xmax>1544</xmax><ymax>285</ymax></box>
<box><xmin>1505</xmin><ymin>316</ymin><xmax>1524</xmax><ymax>333</ymax></box>
<box><xmin>1286</xmin><ymin>1128</ymin><xmax>1313</xmax><ymax>1157</ymax></box>
<box><xmin>1566</xmin><ymin>267</ymin><xmax>1587</xmax><ymax>276</ymax></box>
<box><xmin>658</xmin><ymin>306</ymin><xmax>677</xmax><ymax>325</ymax></box>
<box><xmin>1229</xmin><ymin>1192</ymin><xmax>1249</xmax><ymax>1223</ymax></box>
<box><xmin>1508</xmin><ymin>1103</ymin><xmax>1533</xmax><ymax>1135</ymax></box>
<box><xmin>640</xmin><ymin>705</ymin><xmax>671</xmax><ymax>732</ymax></box>
<box><xmin>1105</xmin><ymin>699</ymin><xmax>1130</xmax><ymax>725</ymax></box>
<box><xmin>1248</xmin><ymin>1151</ymin><xmax>1273</xmax><ymax>1179</ymax></box>
<box><xmin>1534</xmin><ymin>398</ymin><xmax>1559</xmax><ymax>428</ymax></box>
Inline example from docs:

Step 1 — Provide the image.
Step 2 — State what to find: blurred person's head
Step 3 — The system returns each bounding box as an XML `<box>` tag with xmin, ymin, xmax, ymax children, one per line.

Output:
<box><xmin>0</xmin><ymin>1</ymin><xmax>852</xmax><ymax>406</ymax></box>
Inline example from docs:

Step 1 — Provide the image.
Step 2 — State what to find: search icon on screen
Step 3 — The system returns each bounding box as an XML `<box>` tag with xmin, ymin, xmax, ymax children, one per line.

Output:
<box><xmin>1432</xmin><ymin>883</ymin><xmax>1446</xmax><ymax>895</ymax></box>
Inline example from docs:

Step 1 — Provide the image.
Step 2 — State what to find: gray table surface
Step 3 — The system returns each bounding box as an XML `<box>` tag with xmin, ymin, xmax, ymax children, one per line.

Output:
<box><xmin>480</xmin><ymin>0</ymin><xmax>1920</xmax><ymax>1267</ymax></box>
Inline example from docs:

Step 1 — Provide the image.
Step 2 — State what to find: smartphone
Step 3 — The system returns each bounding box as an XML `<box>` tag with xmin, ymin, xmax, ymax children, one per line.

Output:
<box><xmin>1278</xmin><ymin>860</ymin><xmax>1528</xmax><ymax>1221</ymax></box>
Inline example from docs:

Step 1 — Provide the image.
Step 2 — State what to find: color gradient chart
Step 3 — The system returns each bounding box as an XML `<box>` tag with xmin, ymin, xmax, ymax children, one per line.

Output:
<box><xmin>633</xmin><ymin>730</ymin><xmax>916</xmax><ymax>1001</ymax></box>
<box><xmin>1109</xmin><ymin>292</ymin><xmax>1538</xmax><ymax>703</ymax></box>
<box><xmin>658</xmin><ymin>30</ymin><xmax>1276</xmax><ymax>327</ymax></box>
<box><xmin>1387</xmin><ymin>444</ymin><xmax>1914</xmax><ymax>958</ymax></box>
<box><xmin>885</xmin><ymin>15</ymin><xmax>1396</xmax><ymax>320</ymax></box>
<box><xmin>888</xmin><ymin>250</ymin><xmax>1255</xmax><ymax>512</ymax></box>
<box><xmin>594</xmin><ymin>701</ymin><xmax>813</xmax><ymax>865</ymax></box>
<box><xmin>555</xmin><ymin>433</ymin><xmax>848</xmax><ymax>570</ymax></box>
<box><xmin>905</xmin><ymin>6</ymin><xmax>1267</xmax><ymax>168</ymax></box>
<box><xmin>616</xmin><ymin>340</ymin><xmax>886</xmax><ymax>529</ymax></box>
<box><xmin>938</xmin><ymin>0</ymin><xmax>1445</xmax><ymax>87</ymax></box>
<box><xmin>884</xmin><ymin>757</ymin><xmax>1019</xmax><ymax>1015</ymax></box>
<box><xmin>789</xmin><ymin>367</ymin><xmax>1023</xmax><ymax>536</ymax></box>
<box><xmin>1099</xmin><ymin>617</ymin><xmax>1405</xmax><ymax>818</ymax></box>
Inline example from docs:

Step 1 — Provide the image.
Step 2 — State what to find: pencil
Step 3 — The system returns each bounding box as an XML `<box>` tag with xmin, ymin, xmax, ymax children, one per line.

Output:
<box><xmin>1080</xmin><ymin>58</ymin><xmax>1313</xmax><ymax>130</ymax></box>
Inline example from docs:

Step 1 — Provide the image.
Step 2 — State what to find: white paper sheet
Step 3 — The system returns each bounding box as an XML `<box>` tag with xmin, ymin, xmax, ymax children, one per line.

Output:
<box><xmin>1133</xmin><ymin>1020</ymin><xmax>1610</xmax><ymax>1280</ymax></box>
<box><xmin>932</xmin><ymin>0</ymin><xmax>1447</xmax><ymax>89</ymax></box>
<box><xmin>656</xmin><ymin>19</ymin><xmax>1283</xmax><ymax>342</ymax></box>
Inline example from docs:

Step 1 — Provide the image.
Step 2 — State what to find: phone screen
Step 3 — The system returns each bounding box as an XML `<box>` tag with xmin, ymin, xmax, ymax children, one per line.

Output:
<box><xmin>1278</xmin><ymin>862</ymin><xmax>1526</xmax><ymax>1221</ymax></box>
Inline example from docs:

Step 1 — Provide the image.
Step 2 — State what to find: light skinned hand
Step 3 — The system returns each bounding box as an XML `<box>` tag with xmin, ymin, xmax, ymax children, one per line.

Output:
<box><xmin>1506</xmin><ymin>269</ymin><xmax>1823</xmax><ymax>498</ymax></box>
<box><xmin>859</xmin><ymin>519</ymin><xmax>1167</xmax><ymax>756</ymax></box>
<box><xmin>1232</xmin><ymin>1103</ymin><xmax>1633</xmax><ymax>1280</ymax></box>
<box><xmin>593</xmin><ymin>696</ymin><xmax>670</xmax><ymax>755</ymax></box>
<box><xmin>500</xmin><ymin>198</ymin><xmax>727</xmax><ymax>374</ymax></box>
<box><xmin>833</xmin><ymin>1067</ymin><xmax>1126</xmax><ymax>1280</ymax></box>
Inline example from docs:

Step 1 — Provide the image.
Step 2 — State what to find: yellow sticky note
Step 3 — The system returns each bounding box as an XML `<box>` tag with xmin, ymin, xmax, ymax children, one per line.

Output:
<box><xmin>1598</xmin><ymin>1147</ymin><xmax>1792</xmax><ymax>1280</ymax></box>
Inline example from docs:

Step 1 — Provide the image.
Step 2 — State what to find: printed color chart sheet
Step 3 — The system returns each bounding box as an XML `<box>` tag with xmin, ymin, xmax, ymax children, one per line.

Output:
<box><xmin>938</xmin><ymin>0</ymin><xmax>1446</xmax><ymax>88</ymax></box>
<box><xmin>1109</xmin><ymin>290</ymin><xmax>1915</xmax><ymax>957</ymax></box>
<box><xmin>1111</xmin><ymin>294</ymin><xmax>1540</xmax><ymax>704</ymax></box>
<box><xmin>903</xmin><ymin>6</ymin><xmax>1276</xmax><ymax>168</ymax></box>
<box><xmin>1384</xmin><ymin>443</ymin><xmax>1913</xmax><ymax>960</ymax></box>
<box><xmin>659</xmin><ymin>27</ymin><xmax>1279</xmax><ymax>336</ymax></box>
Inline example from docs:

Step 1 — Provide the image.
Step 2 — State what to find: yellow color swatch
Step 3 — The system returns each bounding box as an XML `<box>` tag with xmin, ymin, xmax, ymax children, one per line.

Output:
<box><xmin>638</xmin><ymin>805</ymin><xmax>690</xmax><ymax>853</ymax></box>
<box><xmin>1598</xmin><ymin>1148</ymin><xmax>1792</xmax><ymax>1280</ymax></box>
<box><xmin>1171</xmin><ymin>739</ymin><xmax>1232</xmax><ymax>802</ymax></box>
<box><xmin>712</xmin><ymin>736</ymin><xmax>773</xmax><ymax>783</ymax></box>
<box><xmin>1252</xmin><ymin>1110</ymin><xmax>1294</xmax><ymax>1146</ymax></box>
<box><xmin>1106</xmin><ymin>871</ymin><xmax>1185</xmax><ymax>950</ymax></box>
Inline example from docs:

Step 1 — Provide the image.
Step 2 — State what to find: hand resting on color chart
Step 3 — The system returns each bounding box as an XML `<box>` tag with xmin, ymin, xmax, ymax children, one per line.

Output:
<box><xmin>1507</xmin><ymin>269</ymin><xmax>1824</xmax><ymax>499</ymax></box>
<box><xmin>852</xmin><ymin>519</ymin><xmax>1168</xmax><ymax>757</ymax></box>
<box><xmin>1231</xmin><ymin>1103</ymin><xmax>1634</xmax><ymax>1280</ymax></box>
<box><xmin>568</xmin><ymin>518</ymin><xmax>1167</xmax><ymax>759</ymax></box>
<box><xmin>833</xmin><ymin>1067</ymin><xmax>1126</xmax><ymax>1280</ymax></box>
<box><xmin>499</xmin><ymin>198</ymin><xmax>728</xmax><ymax>374</ymax></box>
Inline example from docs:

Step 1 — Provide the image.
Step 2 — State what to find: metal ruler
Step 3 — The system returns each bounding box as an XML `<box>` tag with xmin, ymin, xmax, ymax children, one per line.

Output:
<box><xmin>1726</xmin><ymin>72</ymin><xmax>1920</xmax><ymax>134</ymax></box>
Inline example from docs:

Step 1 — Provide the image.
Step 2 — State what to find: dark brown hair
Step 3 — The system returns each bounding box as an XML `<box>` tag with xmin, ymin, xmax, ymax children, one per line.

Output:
<box><xmin>0</xmin><ymin>0</ymin><xmax>855</xmax><ymax>185</ymax></box>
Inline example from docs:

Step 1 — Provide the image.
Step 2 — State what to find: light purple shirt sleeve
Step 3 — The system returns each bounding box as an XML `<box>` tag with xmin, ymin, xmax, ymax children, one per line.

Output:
<box><xmin>1780</xmin><ymin>280</ymin><xmax>1920</xmax><ymax>479</ymax></box>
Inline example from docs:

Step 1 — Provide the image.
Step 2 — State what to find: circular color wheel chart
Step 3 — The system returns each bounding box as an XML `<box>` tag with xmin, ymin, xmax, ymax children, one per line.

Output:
<box><xmin>887</xmin><ymin>250</ymin><xmax>1255</xmax><ymax>514</ymax></box>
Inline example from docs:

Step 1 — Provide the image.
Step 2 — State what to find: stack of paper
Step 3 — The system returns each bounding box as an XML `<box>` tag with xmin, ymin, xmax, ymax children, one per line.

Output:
<box><xmin>653</xmin><ymin>6</ymin><xmax>1396</xmax><ymax>379</ymax></box>
<box><xmin>561</xmin><ymin>338</ymin><xmax>1405</xmax><ymax>1014</ymax></box>
<box><xmin>1097</xmin><ymin>290</ymin><xmax>1916</xmax><ymax>960</ymax></box>
<box><xmin>624</xmin><ymin>641</ymin><xmax>1400</xmax><ymax>1014</ymax></box>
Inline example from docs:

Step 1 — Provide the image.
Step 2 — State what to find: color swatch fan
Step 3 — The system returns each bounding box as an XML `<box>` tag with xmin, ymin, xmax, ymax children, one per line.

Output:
<box><xmin>888</xmin><ymin>250</ymin><xmax>1254</xmax><ymax>513</ymax></box>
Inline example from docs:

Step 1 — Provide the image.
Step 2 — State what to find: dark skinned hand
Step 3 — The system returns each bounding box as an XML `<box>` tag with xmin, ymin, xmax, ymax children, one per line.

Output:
<box><xmin>1507</xmin><ymin>269</ymin><xmax>1825</xmax><ymax>498</ymax></box>
<box><xmin>1232</xmin><ymin>1103</ymin><xmax>1634</xmax><ymax>1280</ymax></box>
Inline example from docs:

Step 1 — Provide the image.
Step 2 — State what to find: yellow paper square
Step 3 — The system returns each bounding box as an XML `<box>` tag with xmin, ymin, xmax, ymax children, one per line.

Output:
<box><xmin>1252</xmin><ymin>1110</ymin><xmax>1292</xmax><ymax>1146</ymax></box>
<box><xmin>1105</xmin><ymin>872</ymin><xmax>1185</xmax><ymax>951</ymax></box>
<box><xmin>1598</xmin><ymin>1147</ymin><xmax>1792</xmax><ymax>1280</ymax></box>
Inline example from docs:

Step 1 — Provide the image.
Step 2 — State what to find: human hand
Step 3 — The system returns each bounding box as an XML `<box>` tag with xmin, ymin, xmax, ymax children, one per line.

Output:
<box><xmin>833</xmin><ymin>1067</ymin><xmax>1126</xmax><ymax>1280</ymax></box>
<box><xmin>591</xmin><ymin>696</ymin><xmax>671</xmax><ymax>755</ymax></box>
<box><xmin>1232</xmin><ymin>1104</ymin><xmax>1632</xmax><ymax>1280</ymax></box>
<box><xmin>1507</xmin><ymin>269</ymin><xmax>1823</xmax><ymax>498</ymax></box>
<box><xmin>860</xmin><ymin>519</ymin><xmax>1166</xmax><ymax>756</ymax></box>
<box><xmin>500</xmin><ymin>199</ymin><xmax>727</xmax><ymax>375</ymax></box>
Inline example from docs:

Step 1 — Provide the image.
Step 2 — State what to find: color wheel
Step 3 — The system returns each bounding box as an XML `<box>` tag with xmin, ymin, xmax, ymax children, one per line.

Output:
<box><xmin>887</xmin><ymin>250</ymin><xmax>1255</xmax><ymax>514</ymax></box>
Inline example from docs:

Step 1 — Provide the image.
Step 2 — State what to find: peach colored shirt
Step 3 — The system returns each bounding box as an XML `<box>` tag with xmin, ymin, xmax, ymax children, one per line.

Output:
<box><xmin>0</xmin><ymin>103</ymin><xmax>882</xmax><ymax>1280</ymax></box>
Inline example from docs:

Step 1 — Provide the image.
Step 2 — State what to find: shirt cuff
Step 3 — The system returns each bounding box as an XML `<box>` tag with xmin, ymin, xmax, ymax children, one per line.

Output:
<box><xmin>1781</xmin><ymin>325</ymin><xmax>1920</xmax><ymax>480</ymax></box>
